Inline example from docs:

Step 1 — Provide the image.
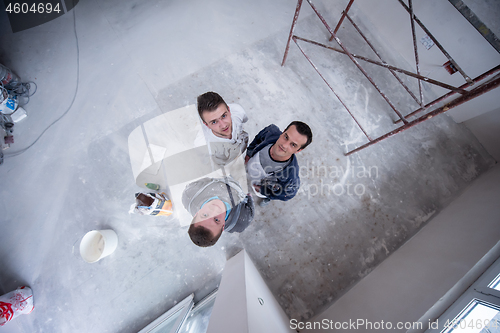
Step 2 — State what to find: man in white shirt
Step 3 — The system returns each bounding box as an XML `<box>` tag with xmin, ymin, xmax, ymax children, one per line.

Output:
<box><xmin>197</xmin><ymin>92</ymin><xmax>249</xmax><ymax>165</ymax></box>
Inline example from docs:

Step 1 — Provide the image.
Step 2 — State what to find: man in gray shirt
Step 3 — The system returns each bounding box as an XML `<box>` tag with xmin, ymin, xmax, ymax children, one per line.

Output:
<box><xmin>245</xmin><ymin>121</ymin><xmax>313</xmax><ymax>205</ymax></box>
<box><xmin>182</xmin><ymin>176</ymin><xmax>254</xmax><ymax>247</ymax></box>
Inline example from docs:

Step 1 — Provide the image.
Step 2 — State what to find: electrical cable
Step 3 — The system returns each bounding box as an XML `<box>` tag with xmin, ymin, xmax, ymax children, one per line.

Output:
<box><xmin>0</xmin><ymin>81</ymin><xmax>37</xmax><ymax>116</ymax></box>
<box><xmin>4</xmin><ymin>4</ymin><xmax>79</xmax><ymax>158</ymax></box>
<box><xmin>8</xmin><ymin>81</ymin><xmax>38</xmax><ymax>108</ymax></box>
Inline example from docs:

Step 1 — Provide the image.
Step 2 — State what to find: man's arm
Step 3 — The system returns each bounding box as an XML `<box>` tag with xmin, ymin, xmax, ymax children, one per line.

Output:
<box><xmin>246</xmin><ymin>124</ymin><xmax>279</xmax><ymax>159</ymax></box>
<box><xmin>241</xmin><ymin>108</ymin><xmax>248</xmax><ymax>124</ymax></box>
<box><xmin>246</xmin><ymin>127</ymin><xmax>267</xmax><ymax>158</ymax></box>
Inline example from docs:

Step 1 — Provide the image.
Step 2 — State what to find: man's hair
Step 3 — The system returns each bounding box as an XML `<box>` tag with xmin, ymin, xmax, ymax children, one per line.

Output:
<box><xmin>188</xmin><ymin>221</ymin><xmax>223</xmax><ymax>247</ymax></box>
<box><xmin>284</xmin><ymin>121</ymin><xmax>313</xmax><ymax>149</ymax></box>
<box><xmin>197</xmin><ymin>92</ymin><xmax>227</xmax><ymax>122</ymax></box>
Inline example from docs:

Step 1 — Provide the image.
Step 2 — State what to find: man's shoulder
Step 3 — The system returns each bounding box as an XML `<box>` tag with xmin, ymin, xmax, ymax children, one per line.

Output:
<box><xmin>228</xmin><ymin>103</ymin><xmax>246</xmax><ymax>122</ymax></box>
<box><xmin>258</xmin><ymin>124</ymin><xmax>281</xmax><ymax>137</ymax></box>
<box><xmin>228</xmin><ymin>103</ymin><xmax>245</xmax><ymax>114</ymax></box>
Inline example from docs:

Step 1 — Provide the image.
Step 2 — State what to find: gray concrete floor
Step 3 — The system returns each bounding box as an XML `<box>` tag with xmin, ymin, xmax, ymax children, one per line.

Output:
<box><xmin>0</xmin><ymin>0</ymin><xmax>496</xmax><ymax>332</ymax></box>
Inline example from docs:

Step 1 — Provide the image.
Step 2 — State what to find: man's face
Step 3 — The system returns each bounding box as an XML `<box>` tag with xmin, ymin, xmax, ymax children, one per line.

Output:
<box><xmin>192</xmin><ymin>199</ymin><xmax>226</xmax><ymax>238</ymax></box>
<box><xmin>270</xmin><ymin>125</ymin><xmax>308</xmax><ymax>161</ymax></box>
<box><xmin>201</xmin><ymin>104</ymin><xmax>232</xmax><ymax>139</ymax></box>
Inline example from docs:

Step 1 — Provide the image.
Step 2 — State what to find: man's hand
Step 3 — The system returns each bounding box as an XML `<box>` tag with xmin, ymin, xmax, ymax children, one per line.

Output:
<box><xmin>244</xmin><ymin>155</ymin><xmax>250</xmax><ymax>164</ymax></box>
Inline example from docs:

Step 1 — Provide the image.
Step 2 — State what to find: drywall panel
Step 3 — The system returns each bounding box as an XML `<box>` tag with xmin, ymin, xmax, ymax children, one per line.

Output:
<box><xmin>206</xmin><ymin>252</ymin><xmax>248</xmax><ymax>333</ymax></box>
<box><xmin>304</xmin><ymin>164</ymin><xmax>500</xmax><ymax>333</ymax></box>
<box><xmin>244</xmin><ymin>252</ymin><xmax>295</xmax><ymax>333</ymax></box>
<box><xmin>206</xmin><ymin>251</ymin><xmax>294</xmax><ymax>333</ymax></box>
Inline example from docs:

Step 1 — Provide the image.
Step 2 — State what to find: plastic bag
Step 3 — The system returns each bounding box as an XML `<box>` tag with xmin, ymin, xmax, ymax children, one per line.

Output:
<box><xmin>0</xmin><ymin>286</ymin><xmax>34</xmax><ymax>326</ymax></box>
<box><xmin>129</xmin><ymin>192</ymin><xmax>173</xmax><ymax>216</ymax></box>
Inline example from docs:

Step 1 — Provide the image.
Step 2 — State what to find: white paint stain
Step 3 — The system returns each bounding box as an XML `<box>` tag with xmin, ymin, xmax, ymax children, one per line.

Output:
<box><xmin>412</xmin><ymin>210</ymin><xmax>436</xmax><ymax>228</ymax></box>
<box><xmin>339</xmin><ymin>156</ymin><xmax>351</xmax><ymax>186</ymax></box>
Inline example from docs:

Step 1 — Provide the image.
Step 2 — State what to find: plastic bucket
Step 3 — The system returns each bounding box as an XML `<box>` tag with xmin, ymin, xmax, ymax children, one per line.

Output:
<box><xmin>80</xmin><ymin>230</ymin><xmax>118</xmax><ymax>263</ymax></box>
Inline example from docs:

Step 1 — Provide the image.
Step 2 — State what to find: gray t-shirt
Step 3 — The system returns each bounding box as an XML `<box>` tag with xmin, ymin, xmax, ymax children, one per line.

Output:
<box><xmin>181</xmin><ymin>177</ymin><xmax>250</xmax><ymax>232</ymax></box>
<box><xmin>259</xmin><ymin>144</ymin><xmax>290</xmax><ymax>174</ymax></box>
<box><xmin>246</xmin><ymin>144</ymin><xmax>290</xmax><ymax>198</ymax></box>
<box><xmin>182</xmin><ymin>177</ymin><xmax>245</xmax><ymax>216</ymax></box>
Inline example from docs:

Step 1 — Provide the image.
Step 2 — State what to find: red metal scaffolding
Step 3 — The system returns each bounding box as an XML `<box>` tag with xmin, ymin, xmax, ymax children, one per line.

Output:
<box><xmin>281</xmin><ymin>0</ymin><xmax>500</xmax><ymax>155</ymax></box>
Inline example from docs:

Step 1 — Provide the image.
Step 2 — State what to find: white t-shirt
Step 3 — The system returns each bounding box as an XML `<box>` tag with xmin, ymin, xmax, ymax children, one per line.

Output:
<box><xmin>197</xmin><ymin>103</ymin><xmax>249</xmax><ymax>165</ymax></box>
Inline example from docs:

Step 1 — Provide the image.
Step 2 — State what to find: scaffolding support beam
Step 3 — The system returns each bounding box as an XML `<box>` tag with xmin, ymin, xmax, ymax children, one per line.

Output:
<box><xmin>344</xmin><ymin>12</ymin><xmax>423</xmax><ymax>107</ymax></box>
<box><xmin>281</xmin><ymin>0</ymin><xmax>500</xmax><ymax>155</ymax></box>
<box><xmin>306</xmin><ymin>0</ymin><xmax>409</xmax><ymax>124</ymax></box>
<box><xmin>408</xmin><ymin>0</ymin><xmax>424</xmax><ymax>105</ymax></box>
<box><xmin>395</xmin><ymin>65</ymin><xmax>500</xmax><ymax>123</ymax></box>
<box><xmin>346</xmin><ymin>75</ymin><xmax>500</xmax><ymax>155</ymax></box>
<box><xmin>293</xmin><ymin>36</ymin><xmax>468</xmax><ymax>94</ymax></box>
<box><xmin>292</xmin><ymin>36</ymin><xmax>372</xmax><ymax>141</ymax></box>
<box><xmin>398</xmin><ymin>0</ymin><xmax>472</xmax><ymax>84</ymax></box>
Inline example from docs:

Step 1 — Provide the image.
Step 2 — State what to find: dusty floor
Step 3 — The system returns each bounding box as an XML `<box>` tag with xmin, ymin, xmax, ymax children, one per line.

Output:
<box><xmin>0</xmin><ymin>0</ymin><xmax>497</xmax><ymax>332</ymax></box>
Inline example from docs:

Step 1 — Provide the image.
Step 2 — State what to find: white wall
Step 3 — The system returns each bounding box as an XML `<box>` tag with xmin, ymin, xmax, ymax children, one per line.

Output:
<box><xmin>207</xmin><ymin>250</ymin><xmax>295</xmax><ymax>333</ymax></box>
<box><xmin>350</xmin><ymin>0</ymin><xmax>500</xmax><ymax>123</ymax></box>
<box><xmin>463</xmin><ymin>107</ymin><xmax>500</xmax><ymax>162</ymax></box>
<box><xmin>304</xmin><ymin>164</ymin><xmax>500</xmax><ymax>333</ymax></box>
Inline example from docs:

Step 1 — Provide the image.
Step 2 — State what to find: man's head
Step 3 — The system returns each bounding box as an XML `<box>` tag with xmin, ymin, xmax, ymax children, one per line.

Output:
<box><xmin>197</xmin><ymin>92</ymin><xmax>232</xmax><ymax>139</ymax></box>
<box><xmin>188</xmin><ymin>199</ymin><xmax>227</xmax><ymax>247</ymax></box>
<box><xmin>270</xmin><ymin>121</ymin><xmax>312</xmax><ymax>161</ymax></box>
